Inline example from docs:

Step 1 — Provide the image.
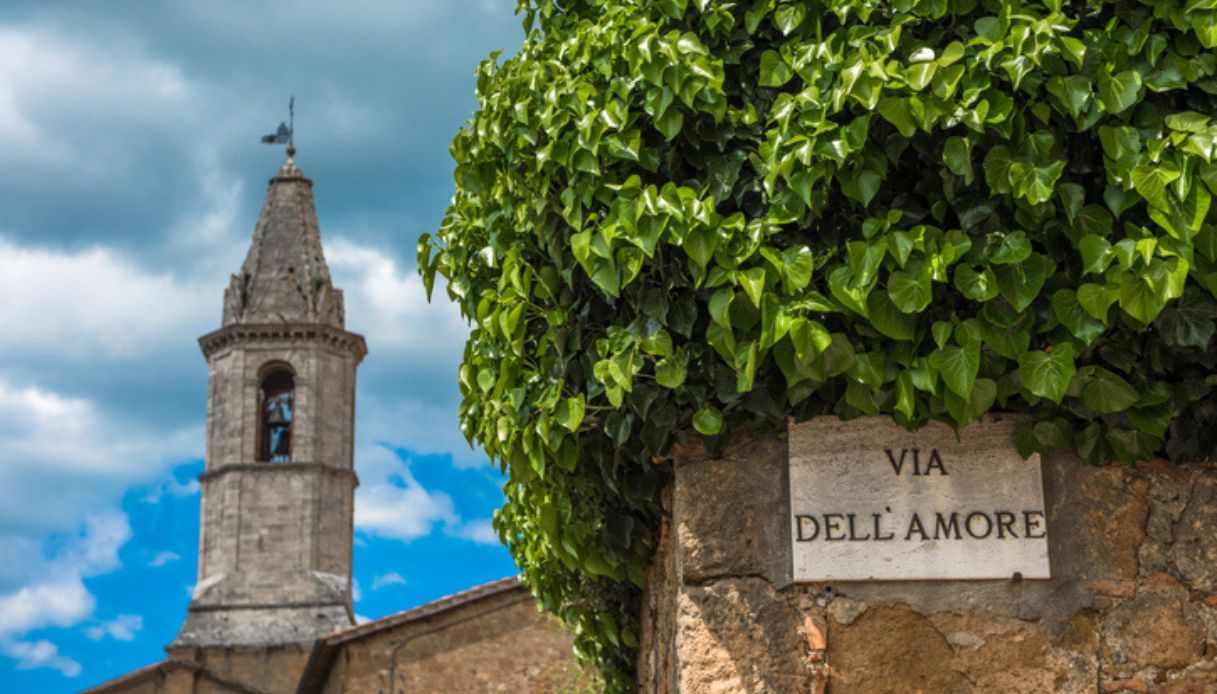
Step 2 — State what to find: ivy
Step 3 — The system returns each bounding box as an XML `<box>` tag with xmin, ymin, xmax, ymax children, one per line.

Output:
<box><xmin>420</xmin><ymin>0</ymin><xmax>1217</xmax><ymax>688</ymax></box>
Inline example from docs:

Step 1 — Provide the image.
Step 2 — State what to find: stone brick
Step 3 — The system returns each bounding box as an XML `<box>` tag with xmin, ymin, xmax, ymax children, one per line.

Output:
<box><xmin>803</xmin><ymin>612</ymin><xmax>827</xmax><ymax>650</ymax></box>
<box><xmin>827</xmin><ymin>605</ymin><xmax>968</xmax><ymax>693</ymax></box>
<box><xmin>1102</xmin><ymin>679</ymin><xmax>1149</xmax><ymax>693</ymax></box>
<box><xmin>676</xmin><ymin>577</ymin><xmax>811</xmax><ymax>693</ymax></box>
<box><xmin>1173</xmin><ymin>474</ymin><xmax>1217</xmax><ymax>590</ymax></box>
<box><xmin>1102</xmin><ymin>587</ymin><xmax>1207</xmax><ymax>669</ymax></box>
<box><xmin>1086</xmin><ymin>579</ymin><xmax>1137</xmax><ymax>598</ymax></box>
<box><xmin>673</xmin><ymin>433</ymin><xmax>788</xmax><ymax>584</ymax></box>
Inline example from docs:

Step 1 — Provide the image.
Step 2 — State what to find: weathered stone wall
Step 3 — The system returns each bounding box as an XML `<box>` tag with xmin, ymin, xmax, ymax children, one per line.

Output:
<box><xmin>317</xmin><ymin>590</ymin><xmax>586</xmax><ymax>693</ymax></box>
<box><xmin>178</xmin><ymin>331</ymin><xmax>361</xmax><ymax>650</ymax></box>
<box><xmin>81</xmin><ymin>646</ymin><xmax>311</xmax><ymax>694</ymax></box>
<box><xmin>203</xmin><ymin>339</ymin><xmax>358</xmax><ymax>472</ymax></box>
<box><xmin>639</xmin><ymin>424</ymin><xmax>1217</xmax><ymax>693</ymax></box>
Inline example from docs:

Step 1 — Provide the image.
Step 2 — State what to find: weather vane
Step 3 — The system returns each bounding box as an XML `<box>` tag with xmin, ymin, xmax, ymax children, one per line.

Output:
<box><xmin>261</xmin><ymin>96</ymin><xmax>295</xmax><ymax>151</ymax></box>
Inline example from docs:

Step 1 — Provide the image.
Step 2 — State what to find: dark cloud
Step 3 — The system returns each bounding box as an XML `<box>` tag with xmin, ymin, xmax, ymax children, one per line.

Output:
<box><xmin>0</xmin><ymin>0</ymin><xmax>522</xmax><ymax>264</ymax></box>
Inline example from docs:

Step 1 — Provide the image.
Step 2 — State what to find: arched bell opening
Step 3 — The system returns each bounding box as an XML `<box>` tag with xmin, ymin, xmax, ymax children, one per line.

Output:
<box><xmin>257</xmin><ymin>365</ymin><xmax>295</xmax><ymax>462</ymax></box>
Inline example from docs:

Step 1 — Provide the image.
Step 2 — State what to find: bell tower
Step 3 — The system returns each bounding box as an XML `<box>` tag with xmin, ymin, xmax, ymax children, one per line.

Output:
<box><xmin>172</xmin><ymin>148</ymin><xmax>366</xmax><ymax>651</ymax></box>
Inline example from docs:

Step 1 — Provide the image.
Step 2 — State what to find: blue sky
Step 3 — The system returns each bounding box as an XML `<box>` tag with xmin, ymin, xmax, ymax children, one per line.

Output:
<box><xmin>0</xmin><ymin>2</ymin><xmax>525</xmax><ymax>690</ymax></box>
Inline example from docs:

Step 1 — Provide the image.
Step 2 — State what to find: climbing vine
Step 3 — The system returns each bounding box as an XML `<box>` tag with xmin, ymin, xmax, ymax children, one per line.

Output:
<box><xmin>420</xmin><ymin>0</ymin><xmax>1217</xmax><ymax>687</ymax></box>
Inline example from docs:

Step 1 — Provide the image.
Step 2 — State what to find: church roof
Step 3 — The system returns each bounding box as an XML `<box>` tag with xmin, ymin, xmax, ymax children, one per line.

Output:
<box><xmin>222</xmin><ymin>148</ymin><xmax>345</xmax><ymax>328</ymax></box>
<box><xmin>293</xmin><ymin>576</ymin><xmax>525</xmax><ymax>694</ymax></box>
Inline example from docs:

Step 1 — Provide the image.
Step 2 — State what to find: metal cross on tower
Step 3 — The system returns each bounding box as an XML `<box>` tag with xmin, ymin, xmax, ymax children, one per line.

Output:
<box><xmin>261</xmin><ymin>96</ymin><xmax>295</xmax><ymax>148</ymax></box>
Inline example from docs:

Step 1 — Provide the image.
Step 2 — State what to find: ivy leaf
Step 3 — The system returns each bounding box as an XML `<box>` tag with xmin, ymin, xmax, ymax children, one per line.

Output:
<box><xmin>1046</xmin><ymin>75</ymin><xmax>1092</xmax><ymax>118</ymax></box>
<box><xmin>877</xmin><ymin>97</ymin><xmax>917</xmax><ymax>138</ymax></box>
<box><xmin>1165</xmin><ymin>111</ymin><xmax>1210</xmax><ymax>133</ymax></box>
<box><xmin>1018</xmin><ymin>343</ymin><xmax>1076</xmax><ymax>404</ymax></box>
<box><xmin>1074</xmin><ymin>205</ymin><xmax>1114</xmax><ymax>237</ymax></box>
<box><xmin>640</xmin><ymin>329</ymin><xmax>674</xmax><ymax>357</ymax></box>
<box><xmin>942</xmin><ymin>136</ymin><xmax>974</xmax><ymax>183</ymax></box>
<box><xmin>1154</xmin><ymin>293</ymin><xmax>1217</xmax><ymax>348</ymax></box>
<box><xmin>828</xmin><ymin>266</ymin><xmax>871</xmax><ymax>316</ymax></box>
<box><xmin>816</xmin><ymin>333</ymin><xmax>856</xmax><ymax>377</ymax></box>
<box><xmin>944</xmin><ymin>378</ymin><xmax>997</xmax><ymax>426</ymax></box>
<box><xmin>1130</xmin><ymin>162</ymin><xmax>1182</xmax><ymax>211</ymax></box>
<box><xmin>655</xmin><ymin>107</ymin><xmax>684</xmax><ymax>141</ymax></box>
<box><xmin>992</xmin><ymin>254</ymin><xmax>1051</xmax><ymax>311</ymax></box>
<box><xmin>894</xmin><ymin>371</ymin><xmax>916</xmax><ymax>420</ymax></box>
<box><xmin>773</xmin><ymin>3</ymin><xmax>805</xmax><ymax>35</ymax></box>
<box><xmin>1079</xmin><ymin>235</ymin><xmax>1114</xmax><ymax>275</ymax></box>
<box><xmin>654</xmin><ymin>357</ymin><xmax>687</xmax><ymax>388</ymax></box>
<box><xmin>983</xmin><ymin>146</ymin><xmax>1014</xmax><ymax>194</ymax></box>
<box><xmin>867</xmin><ymin>290</ymin><xmax>916</xmax><ymax>340</ymax></box>
<box><xmin>1098</xmin><ymin>125</ymin><xmax>1142</xmax><ymax>161</ymax></box>
<box><xmin>1097</xmin><ymin>70</ymin><xmax>1142</xmax><ymax>114</ymax></box>
<box><xmin>1008</xmin><ymin>160</ymin><xmax>1065</xmax><ymax>204</ymax></box>
<box><xmin>1193</xmin><ymin>13</ymin><xmax>1217</xmax><ymax>48</ymax></box>
<box><xmin>1052</xmin><ymin>289</ymin><xmax>1106</xmax><ymax>344</ymax></box>
<box><xmin>789</xmin><ymin>317</ymin><xmax>832</xmax><ymax>359</ymax></box>
<box><xmin>739</xmin><ymin>267</ymin><xmax>766</xmax><ymax>308</ymax></box>
<box><xmin>985</xmin><ymin>230</ymin><xmax>1032</xmax><ymax>265</ymax></box>
<box><xmin>555</xmin><ymin>396</ymin><xmax>586</xmax><ymax>432</ymax></box>
<box><xmin>953</xmin><ymin>265</ymin><xmax>999</xmax><ymax>301</ymax></box>
<box><xmin>1077</xmin><ymin>283</ymin><xmax>1118</xmax><ymax>322</ymax></box>
<box><xmin>887</xmin><ymin>269</ymin><xmax>933</xmax><ymax>313</ymax></box>
<box><xmin>928</xmin><ymin>342</ymin><xmax>980</xmax><ymax>398</ymax></box>
<box><xmin>979</xmin><ymin>316</ymin><xmax>1030</xmax><ymax>360</ymax></box>
<box><xmin>692</xmin><ymin>406</ymin><xmax>723</xmax><ymax>435</ymax></box>
<box><xmin>708</xmin><ymin>287</ymin><xmax>734</xmax><ymax>328</ymax></box>
<box><xmin>759</xmin><ymin>50</ymin><xmax>792</xmax><ymax>87</ymax></box>
<box><xmin>781</xmin><ymin>246</ymin><xmax>814</xmax><ymax>293</ymax></box>
<box><xmin>1108</xmin><ymin>428</ymin><xmax>1160</xmax><ymax>465</ymax></box>
<box><xmin>1119</xmin><ymin>274</ymin><xmax>1168</xmax><ymax>324</ymax></box>
<box><xmin>1082</xmin><ymin>367</ymin><xmax>1140</xmax><ymax>413</ymax></box>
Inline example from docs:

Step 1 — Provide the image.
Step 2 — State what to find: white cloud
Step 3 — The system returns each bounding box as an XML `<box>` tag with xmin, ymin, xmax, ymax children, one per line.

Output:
<box><xmin>0</xmin><ymin>511</ymin><xmax>131</xmax><ymax>676</ymax></box>
<box><xmin>327</xmin><ymin>238</ymin><xmax>469</xmax><ymax>356</ymax></box>
<box><xmin>0</xmin><ymin>579</ymin><xmax>94</xmax><ymax>637</ymax></box>
<box><xmin>0</xmin><ymin>513</ymin><xmax>128</xmax><ymax>633</ymax></box>
<box><xmin>0</xmin><ymin>376</ymin><xmax>200</xmax><ymax>532</ymax></box>
<box><xmin>356</xmin><ymin>479</ymin><xmax>456</xmax><ymax>543</ymax></box>
<box><xmin>371</xmin><ymin>571</ymin><xmax>406</xmax><ymax>591</ymax></box>
<box><xmin>0</xmin><ymin>237</ymin><xmax>214</xmax><ymax>362</ymax></box>
<box><xmin>353</xmin><ymin>445</ymin><xmax>498</xmax><ymax>546</ymax></box>
<box><xmin>448</xmin><ymin>519</ymin><xmax>499</xmax><ymax>545</ymax></box>
<box><xmin>84</xmin><ymin>614</ymin><xmax>142</xmax><ymax>642</ymax></box>
<box><xmin>0</xmin><ymin>638</ymin><xmax>80</xmax><ymax>678</ymax></box>
<box><xmin>147</xmin><ymin>551</ymin><xmax>181</xmax><ymax>568</ymax></box>
<box><xmin>141</xmin><ymin>476</ymin><xmax>201</xmax><ymax>505</ymax></box>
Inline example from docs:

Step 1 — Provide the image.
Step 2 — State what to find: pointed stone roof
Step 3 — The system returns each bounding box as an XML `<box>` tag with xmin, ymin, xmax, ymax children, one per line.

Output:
<box><xmin>223</xmin><ymin>148</ymin><xmax>345</xmax><ymax>327</ymax></box>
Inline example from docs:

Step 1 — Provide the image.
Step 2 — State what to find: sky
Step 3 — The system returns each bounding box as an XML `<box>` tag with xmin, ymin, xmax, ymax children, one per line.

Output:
<box><xmin>0</xmin><ymin>2</ymin><xmax>525</xmax><ymax>690</ymax></box>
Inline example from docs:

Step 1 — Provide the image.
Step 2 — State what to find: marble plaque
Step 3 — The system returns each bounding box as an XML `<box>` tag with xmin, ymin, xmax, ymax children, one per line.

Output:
<box><xmin>788</xmin><ymin>416</ymin><xmax>1050</xmax><ymax>581</ymax></box>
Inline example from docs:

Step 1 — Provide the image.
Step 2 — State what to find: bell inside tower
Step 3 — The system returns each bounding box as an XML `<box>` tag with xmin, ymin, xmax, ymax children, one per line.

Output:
<box><xmin>259</xmin><ymin>368</ymin><xmax>294</xmax><ymax>462</ymax></box>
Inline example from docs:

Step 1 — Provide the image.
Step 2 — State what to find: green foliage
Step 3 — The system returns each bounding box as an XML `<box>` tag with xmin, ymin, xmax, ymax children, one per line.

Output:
<box><xmin>420</xmin><ymin>0</ymin><xmax>1217</xmax><ymax>687</ymax></box>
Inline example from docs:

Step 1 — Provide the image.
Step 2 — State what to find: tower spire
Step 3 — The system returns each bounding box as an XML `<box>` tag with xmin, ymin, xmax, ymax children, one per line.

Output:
<box><xmin>221</xmin><ymin>151</ymin><xmax>343</xmax><ymax>327</ymax></box>
<box><xmin>173</xmin><ymin>149</ymin><xmax>366</xmax><ymax>657</ymax></box>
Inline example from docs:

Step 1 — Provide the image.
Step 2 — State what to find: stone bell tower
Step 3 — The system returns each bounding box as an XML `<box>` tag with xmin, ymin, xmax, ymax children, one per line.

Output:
<box><xmin>171</xmin><ymin>147</ymin><xmax>366</xmax><ymax>653</ymax></box>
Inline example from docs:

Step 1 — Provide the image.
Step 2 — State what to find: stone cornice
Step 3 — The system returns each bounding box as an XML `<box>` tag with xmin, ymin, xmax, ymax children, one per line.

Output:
<box><xmin>199</xmin><ymin>462</ymin><xmax>359</xmax><ymax>487</ymax></box>
<box><xmin>186</xmin><ymin>600</ymin><xmax>348</xmax><ymax>613</ymax></box>
<box><xmin>198</xmin><ymin>323</ymin><xmax>367</xmax><ymax>362</ymax></box>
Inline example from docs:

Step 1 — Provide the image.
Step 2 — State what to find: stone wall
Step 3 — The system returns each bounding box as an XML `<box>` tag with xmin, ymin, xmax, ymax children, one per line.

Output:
<box><xmin>638</xmin><ymin>423</ymin><xmax>1217</xmax><ymax>693</ymax></box>
<box><xmin>315</xmin><ymin>589</ymin><xmax>587</xmax><ymax>693</ymax></box>
<box><xmin>81</xmin><ymin>646</ymin><xmax>311</xmax><ymax>694</ymax></box>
